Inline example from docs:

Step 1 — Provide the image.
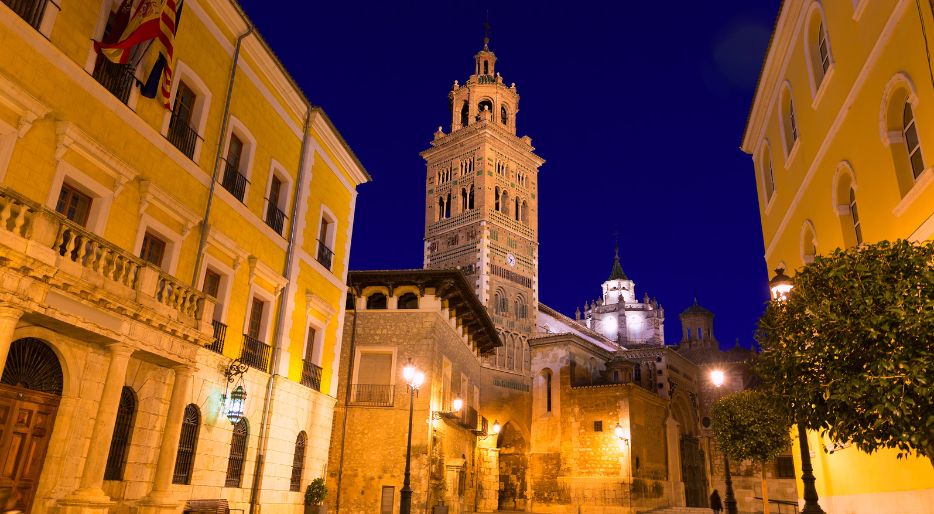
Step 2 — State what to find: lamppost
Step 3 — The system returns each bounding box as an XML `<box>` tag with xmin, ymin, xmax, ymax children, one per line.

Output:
<box><xmin>769</xmin><ymin>268</ymin><xmax>825</xmax><ymax>514</ymax></box>
<box><xmin>223</xmin><ymin>359</ymin><xmax>249</xmax><ymax>424</ymax></box>
<box><xmin>709</xmin><ymin>369</ymin><xmax>737</xmax><ymax>514</ymax></box>
<box><xmin>400</xmin><ymin>360</ymin><xmax>425</xmax><ymax>514</ymax></box>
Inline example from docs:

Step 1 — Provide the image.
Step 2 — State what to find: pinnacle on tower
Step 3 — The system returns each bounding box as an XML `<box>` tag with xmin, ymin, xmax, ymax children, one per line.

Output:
<box><xmin>608</xmin><ymin>244</ymin><xmax>628</xmax><ymax>281</ymax></box>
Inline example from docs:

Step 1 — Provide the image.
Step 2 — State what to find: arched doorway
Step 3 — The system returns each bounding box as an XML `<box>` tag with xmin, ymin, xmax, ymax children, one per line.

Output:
<box><xmin>0</xmin><ymin>338</ymin><xmax>64</xmax><ymax>512</ymax></box>
<box><xmin>496</xmin><ymin>422</ymin><xmax>527</xmax><ymax>511</ymax></box>
<box><xmin>673</xmin><ymin>397</ymin><xmax>708</xmax><ymax>508</ymax></box>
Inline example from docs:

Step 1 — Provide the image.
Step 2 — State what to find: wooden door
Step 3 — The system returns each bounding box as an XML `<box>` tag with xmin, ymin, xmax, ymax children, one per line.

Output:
<box><xmin>0</xmin><ymin>385</ymin><xmax>60</xmax><ymax>513</ymax></box>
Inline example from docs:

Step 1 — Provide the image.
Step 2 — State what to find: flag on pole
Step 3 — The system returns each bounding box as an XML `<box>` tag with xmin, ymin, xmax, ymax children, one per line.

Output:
<box><xmin>100</xmin><ymin>0</ymin><xmax>134</xmax><ymax>45</ymax></box>
<box><xmin>94</xmin><ymin>0</ymin><xmax>175</xmax><ymax>64</ymax></box>
<box><xmin>140</xmin><ymin>0</ymin><xmax>184</xmax><ymax>109</ymax></box>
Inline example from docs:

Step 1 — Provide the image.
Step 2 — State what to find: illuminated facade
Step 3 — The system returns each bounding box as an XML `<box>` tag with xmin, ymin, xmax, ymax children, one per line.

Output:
<box><xmin>0</xmin><ymin>1</ymin><xmax>367</xmax><ymax>513</ymax></box>
<box><xmin>741</xmin><ymin>0</ymin><xmax>934</xmax><ymax>511</ymax></box>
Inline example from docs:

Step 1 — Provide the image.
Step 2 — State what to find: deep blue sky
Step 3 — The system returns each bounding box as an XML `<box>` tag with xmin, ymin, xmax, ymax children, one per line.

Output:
<box><xmin>238</xmin><ymin>0</ymin><xmax>780</xmax><ymax>348</ymax></box>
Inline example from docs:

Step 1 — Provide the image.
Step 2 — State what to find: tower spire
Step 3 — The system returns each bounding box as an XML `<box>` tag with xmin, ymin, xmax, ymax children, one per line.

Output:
<box><xmin>483</xmin><ymin>10</ymin><xmax>491</xmax><ymax>50</ymax></box>
<box><xmin>608</xmin><ymin>244</ymin><xmax>627</xmax><ymax>281</ymax></box>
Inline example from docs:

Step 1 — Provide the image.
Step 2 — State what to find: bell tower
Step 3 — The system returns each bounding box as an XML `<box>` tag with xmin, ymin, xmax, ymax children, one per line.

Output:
<box><xmin>421</xmin><ymin>37</ymin><xmax>544</xmax><ymax>373</ymax></box>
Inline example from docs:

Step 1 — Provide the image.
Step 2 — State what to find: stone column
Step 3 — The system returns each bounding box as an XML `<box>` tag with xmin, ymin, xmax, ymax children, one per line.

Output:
<box><xmin>71</xmin><ymin>343</ymin><xmax>135</xmax><ymax>499</ymax></box>
<box><xmin>0</xmin><ymin>306</ymin><xmax>24</xmax><ymax>373</ymax></box>
<box><xmin>145</xmin><ymin>365</ymin><xmax>194</xmax><ymax>502</ymax></box>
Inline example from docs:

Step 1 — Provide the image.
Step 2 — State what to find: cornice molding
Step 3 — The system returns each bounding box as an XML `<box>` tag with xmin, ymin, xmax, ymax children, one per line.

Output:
<box><xmin>55</xmin><ymin>121</ymin><xmax>139</xmax><ymax>196</ymax></box>
<box><xmin>138</xmin><ymin>180</ymin><xmax>201</xmax><ymax>236</ymax></box>
<box><xmin>206</xmin><ymin>224</ymin><xmax>249</xmax><ymax>269</ymax></box>
<box><xmin>248</xmin><ymin>255</ymin><xmax>287</xmax><ymax>294</ymax></box>
<box><xmin>0</xmin><ymin>71</ymin><xmax>51</xmax><ymax>137</ymax></box>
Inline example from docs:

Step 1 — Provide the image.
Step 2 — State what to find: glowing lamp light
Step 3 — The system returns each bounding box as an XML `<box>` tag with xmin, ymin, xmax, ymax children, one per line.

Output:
<box><xmin>710</xmin><ymin>369</ymin><xmax>726</xmax><ymax>388</ymax></box>
<box><xmin>451</xmin><ymin>398</ymin><xmax>463</xmax><ymax>412</ymax></box>
<box><xmin>491</xmin><ymin>420</ymin><xmax>501</xmax><ymax>435</ymax></box>
<box><xmin>614</xmin><ymin>422</ymin><xmax>626</xmax><ymax>440</ymax></box>
<box><xmin>412</xmin><ymin>371</ymin><xmax>425</xmax><ymax>389</ymax></box>
<box><xmin>225</xmin><ymin>385</ymin><xmax>247</xmax><ymax>425</ymax></box>
<box><xmin>769</xmin><ymin>268</ymin><xmax>794</xmax><ymax>302</ymax></box>
<box><xmin>403</xmin><ymin>361</ymin><xmax>416</xmax><ymax>383</ymax></box>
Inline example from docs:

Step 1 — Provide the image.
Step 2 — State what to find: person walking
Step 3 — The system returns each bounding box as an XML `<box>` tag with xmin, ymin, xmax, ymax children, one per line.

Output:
<box><xmin>710</xmin><ymin>489</ymin><xmax>723</xmax><ymax>514</ymax></box>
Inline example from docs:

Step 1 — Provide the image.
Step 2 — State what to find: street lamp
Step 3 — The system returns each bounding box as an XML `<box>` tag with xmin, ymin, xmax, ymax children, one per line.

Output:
<box><xmin>768</xmin><ymin>269</ymin><xmax>825</xmax><ymax>514</ymax></box>
<box><xmin>709</xmin><ymin>369</ymin><xmax>737</xmax><ymax>514</ymax></box>
<box><xmin>222</xmin><ymin>359</ymin><xmax>249</xmax><ymax>425</ymax></box>
<box><xmin>400</xmin><ymin>360</ymin><xmax>425</xmax><ymax>514</ymax></box>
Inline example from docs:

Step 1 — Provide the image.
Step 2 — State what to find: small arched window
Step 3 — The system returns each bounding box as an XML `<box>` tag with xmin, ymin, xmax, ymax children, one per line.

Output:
<box><xmin>781</xmin><ymin>85</ymin><xmax>799</xmax><ymax>157</ymax></box>
<box><xmin>546</xmin><ymin>370</ymin><xmax>553</xmax><ymax>412</ymax></box>
<box><xmin>805</xmin><ymin>7</ymin><xmax>833</xmax><ymax>92</ymax></box>
<box><xmin>104</xmin><ymin>386</ymin><xmax>137</xmax><ymax>480</ymax></box>
<box><xmin>478</xmin><ymin>100</ymin><xmax>493</xmax><ymax>121</ymax></box>
<box><xmin>225</xmin><ymin>418</ymin><xmax>249</xmax><ymax>487</ymax></box>
<box><xmin>514</xmin><ymin>197</ymin><xmax>520</xmax><ymax>221</ymax></box>
<box><xmin>437</xmin><ymin>196</ymin><xmax>444</xmax><ymax>221</ymax></box>
<box><xmin>495</xmin><ymin>187</ymin><xmax>501</xmax><ymax>211</ymax></box>
<box><xmin>289</xmin><ymin>431</ymin><xmax>307</xmax><ymax>492</ymax></box>
<box><xmin>173</xmin><ymin>404</ymin><xmax>201</xmax><ymax>485</ymax></box>
<box><xmin>366</xmin><ymin>293</ymin><xmax>387</xmax><ymax>309</ymax></box>
<box><xmin>801</xmin><ymin>221</ymin><xmax>817</xmax><ymax>264</ymax></box>
<box><xmin>848</xmin><ymin>188</ymin><xmax>862</xmax><ymax>245</ymax></box>
<box><xmin>445</xmin><ymin>192</ymin><xmax>452</xmax><ymax>218</ymax></box>
<box><xmin>521</xmin><ymin>201</ymin><xmax>529</xmax><ymax>225</ymax></box>
<box><xmin>398</xmin><ymin>292</ymin><xmax>419</xmax><ymax>309</ymax></box>
<box><xmin>903</xmin><ymin>102</ymin><xmax>924</xmax><ymax>179</ymax></box>
<box><xmin>483</xmin><ymin>60</ymin><xmax>489</xmax><ymax>75</ymax></box>
<box><xmin>461</xmin><ymin>188</ymin><xmax>468</xmax><ymax>211</ymax></box>
<box><xmin>500</xmin><ymin>190</ymin><xmax>510</xmax><ymax>216</ymax></box>
<box><xmin>501</xmin><ymin>105</ymin><xmax>508</xmax><ymax>125</ymax></box>
<box><xmin>468</xmin><ymin>185</ymin><xmax>475</xmax><ymax>209</ymax></box>
<box><xmin>460</xmin><ymin>101</ymin><xmax>469</xmax><ymax>127</ymax></box>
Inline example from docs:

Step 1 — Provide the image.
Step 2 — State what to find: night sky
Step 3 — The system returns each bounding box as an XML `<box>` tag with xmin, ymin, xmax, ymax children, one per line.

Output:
<box><xmin>238</xmin><ymin>0</ymin><xmax>781</xmax><ymax>349</ymax></box>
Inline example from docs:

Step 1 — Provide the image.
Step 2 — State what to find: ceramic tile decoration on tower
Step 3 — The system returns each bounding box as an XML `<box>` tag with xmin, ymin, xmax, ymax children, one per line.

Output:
<box><xmin>0</xmin><ymin>1</ymin><xmax>368</xmax><ymax>512</ymax></box>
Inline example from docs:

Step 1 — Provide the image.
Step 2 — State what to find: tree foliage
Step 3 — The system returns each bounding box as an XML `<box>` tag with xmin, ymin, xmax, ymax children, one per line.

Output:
<box><xmin>711</xmin><ymin>390</ymin><xmax>791</xmax><ymax>463</ymax></box>
<box><xmin>756</xmin><ymin>240</ymin><xmax>934</xmax><ymax>459</ymax></box>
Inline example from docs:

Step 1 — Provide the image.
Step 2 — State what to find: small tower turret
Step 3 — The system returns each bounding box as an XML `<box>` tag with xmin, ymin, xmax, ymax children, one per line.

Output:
<box><xmin>680</xmin><ymin>298</ymin><xmax>718</xmax><ymax>349</ymax></box>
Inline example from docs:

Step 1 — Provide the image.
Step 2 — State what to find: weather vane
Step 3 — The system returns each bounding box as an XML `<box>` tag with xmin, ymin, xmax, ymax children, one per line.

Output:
<box><xmin>483</xmin><ymin>9</ymin><xmax>491</xmax><ymax>48</ymax></box>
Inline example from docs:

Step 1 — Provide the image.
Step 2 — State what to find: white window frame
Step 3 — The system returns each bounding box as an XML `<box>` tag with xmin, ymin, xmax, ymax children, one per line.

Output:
<box><xmin>45</xmin><ymin>161</ymin><xmax>115</xmax><ymax>235</ymax></box>
<box><xmin>778</xmin><ymin>82</ymin><xmax>800</xmax><ymax>165</ymax></box>
<box><xmin>244</xmin><ymin>285</ymin><xmax>277</xmax><ymax>345</ymax></box>
<box><xmin>0</xmin><ymin>119</ymin><xmax>18</xmax><ymax>182</ymax></box>
<box><xmin>263</xmin><ymin>160</ymin><xmax>293</xmax><ymax>228</ymax></box>
<box><xmin>220</xmin><ymin>116</ymin><xmax>258</xmax><ymax>202</ymax></box>
<box><xmin>301</xmin><ymin>318</ymin><xmax>326</xmax><ymax>365</ymax></box>
<box><xmin>799</xmin><ymin>219</ymin><xmax>818</xmax><ymax>265</ymax></box>
<box><xmin>317</xmin><ymin>205</ymin><xmax>338</xmax><ymax>250</ymax></box>
<box><xmin>161</xmin><ymin>60</ymin><xmax>212</xmax><ymax>163</ymax></box>
<box><xmin>134</xmin><ymin>214</ymin><xmax>183</xmax><ymax>274</ymax></box>
<box><xmin>802</xmin><ymin>4</ymin><xmax>835</xmax><ymax>107</ymax></box>
<box><xmin>197</xmin><ymin>254</ymin><xmax>235</xmax><ymax>322</ymax></box>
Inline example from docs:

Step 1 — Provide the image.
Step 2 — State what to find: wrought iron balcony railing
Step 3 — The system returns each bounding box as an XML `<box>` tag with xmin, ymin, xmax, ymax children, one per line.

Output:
<box><xmin>167</xmin><ymin>113</ymin><xmax>199</xmax><ymax>159</ymax></box>
<box><xmin>208</xmin><ymin>320</ymin><xmax>226</xmax><ymax>354</ymax></box>
<box><xmin>220</xmin><ymin>159</ymin><xmax>248</xmax><ymax>202</ymax></box>
<box><xmin>92</xmin><ymin>58</ymin><xmax>136</xmax><ymax>104</ymax></box>
<box><xmin>3</xmin><ymin>0</ymin><xmax>50</xmax><ymax>30</ymax></box>
<box><xmin>300</xmin><ymin>360</ymin><xmax>322</xmax><ymax>391</ymax></box>
<box><xmin>240</xmin><ymin>334</ymin><xmax>271</xmax><ymax>372</ymax></box>
<box><xmin>265</xmin><ymin>203</ymin><xmax>286</xmax><ymax>235</ymax></box>
<box><xmin>316</xmin><ymin>239</ymin><xmax>333</xmax><ymax>270</ymax></box>
<box><xmin>349</xmin><ymin>384</ymin><xmax>394</xmax><ymax>407</ymax></box>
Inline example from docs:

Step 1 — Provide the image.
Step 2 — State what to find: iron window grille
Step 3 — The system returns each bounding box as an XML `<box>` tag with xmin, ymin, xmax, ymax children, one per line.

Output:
<box><xmin>300</xmin><ymin>360</ymin><xmax>322</xmax><ymax>391</ymax></box>
<box><xmin>209</xmin><ymin>320</ymin><xmax>227</xmax><ymax>354</ymax></box>
<box><xmin>172</xmin><ymin>404</ymin><xmax>200</xmax><ymax>484</ymax></box>
<box><xmin>3</xmin><ymin>0</ymin><xmax>50</xmax><ymax>30</ymax></box>
<box><xmin>225</xmin><ymin>418</ymin><xmax>249</xmax><ymax>487</ymax></box>
<box><xmin>104</xmin><ymin>386</ymin><xmax>137</xmax><ymax>480</ymax></box>
<box><xmin>316</xmin><ymin>239</ymin><xmax>333</xmax><ymax>270</ymax></box>
<box><xmin>240</xmin><ymin>334</ymin><xmax>271</xmax><ymax>372</ymax></box>
<box><xmin>289</xmin><ymin>431</ymin><xmax>307</xmax><ymax>492</ymax></box>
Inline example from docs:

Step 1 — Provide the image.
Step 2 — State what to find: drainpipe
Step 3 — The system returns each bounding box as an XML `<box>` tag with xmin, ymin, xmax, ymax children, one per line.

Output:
<box><xmin>190</xmin><ymin>24</ymin><xmax>254</xmax><ymax>287</ymax></box>
<box><xmin>334</xmin><ymin>292</ymin><xmax>359</xmax><ymax>514</ymax></box>
<box><xmin>249</xmin><ymin>108</ymin><xmax>314</xmax><ymax>514</ymax></box>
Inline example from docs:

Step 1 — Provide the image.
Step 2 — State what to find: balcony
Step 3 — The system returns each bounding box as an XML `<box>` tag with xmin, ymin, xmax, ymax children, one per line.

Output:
<box><xmin>167</xmin><ymin>113</ymin><xmax>199</xmax><ymax>159</ymax></box>
<box><xmin>300</xmin><ymin>360</ymin><xmax>322</xmax><ymax>391</ymax></box>
<box><xmin>3</xmin><ymin>0</ymin><xmax>49</xmax><ymax>30</ymax></box>
<box><xmin>349</xmin><ymin>384</ymin><xmax>394</xmax><ymax>407</ymax></box>
<box><xmin>92</xmin><ymin>58</ymin><xmax>136</xmax><ymax>104</ymax></box>
<box><xmin>316</xmin><ymin>239</ymin><xmax>333</xmax><ymax>270</ymax></box>
<box><xmin>265</xmin><ymin>203</ymin><xmax>286</xmax><ymax>235</ymax></box>
<box><xmin>208</xmin><ymin>320</ymin><xmax>226</xmax><ymax>354</ymax></box>
<box><xmin>220</xmin><ymin>159</ymin><xmax>248</xmax><ymax>202</ymax></box>
<box><xmin>0</xmin><ymin>187</ymin><xmax>214</xmax><ymax>345</ymax></box>
<box><xmin>240</xmin><ymin>334</ymin><xmax>271</xmax><ymax>372</ymax></box>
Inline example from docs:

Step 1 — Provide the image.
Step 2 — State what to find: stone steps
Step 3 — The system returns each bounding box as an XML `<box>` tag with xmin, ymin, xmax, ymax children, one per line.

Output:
<box><xmin>643</xmin><ymin>508</ymin><xmax>714</xmax><ymax>514</ymax></box>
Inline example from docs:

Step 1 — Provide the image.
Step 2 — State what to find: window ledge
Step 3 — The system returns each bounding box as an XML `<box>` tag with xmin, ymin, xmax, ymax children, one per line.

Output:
<box><xmin>784</xmin><ymin>140</ymin><xmax>801</xmax><ymax>169</ymax></box>
<box><xmin>893</xmin><ymin>166</ymin><xmax>934</xmax><ymax>218</ymax></box>
<box><xmin>811</xmin><ymin>65</ymin><xmax>835</xmax><ymax>110</ymax></box>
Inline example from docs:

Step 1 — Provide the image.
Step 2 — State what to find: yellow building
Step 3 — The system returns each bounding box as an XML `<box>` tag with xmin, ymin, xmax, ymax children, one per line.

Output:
<box><xmin>741</xmin><ymin>0</ymin><xmax>934</xmax><ymax>511</ymax></box>
<box><xmin>0</xmin><ymin>0</ymin><xmax>368</xmax><ymax>513</ymax></box>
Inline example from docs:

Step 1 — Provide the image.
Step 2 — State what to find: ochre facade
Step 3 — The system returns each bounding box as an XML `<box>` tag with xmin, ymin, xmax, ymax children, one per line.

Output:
<box><xmin>0</xmin><ymin>1</ymin><xmax>367</xmax><ymax>513</ymax></box>
<box><xmin>742</xmin><ymin>0</ymin><xmax>934</xmax><ymax>511</ymax></box>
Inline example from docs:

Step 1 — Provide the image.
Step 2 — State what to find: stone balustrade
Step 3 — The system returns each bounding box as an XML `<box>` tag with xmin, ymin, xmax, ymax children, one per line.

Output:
<box><xmin>0</xmin><ymin>186</ymin><xmax>213</xmax><ymax>333</ymax></box>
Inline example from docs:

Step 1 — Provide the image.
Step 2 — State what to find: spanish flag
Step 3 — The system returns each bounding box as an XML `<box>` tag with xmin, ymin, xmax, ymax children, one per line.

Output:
<box><xmin>95</xmin><ymin>0</ymin><xmax>184</xmax><ymax>109</ymax></box>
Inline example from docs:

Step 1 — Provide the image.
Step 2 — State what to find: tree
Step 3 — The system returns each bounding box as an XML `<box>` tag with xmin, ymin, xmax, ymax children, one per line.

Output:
<box><xmin>711</xmin><ymin>390</ymin><xmax>791</xmax><ymax>514</ymax></box>
<box><xmin>756</xmin><ymin>240</ymin><xmax>934</xmax><ymax>462</ymax></box>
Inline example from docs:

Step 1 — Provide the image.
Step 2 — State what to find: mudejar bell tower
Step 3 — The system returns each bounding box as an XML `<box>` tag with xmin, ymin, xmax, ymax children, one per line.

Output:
<box><xmin>421</xmin><ymin>37</ymin><xmax>544</xmax><ymax>373</ymax></box>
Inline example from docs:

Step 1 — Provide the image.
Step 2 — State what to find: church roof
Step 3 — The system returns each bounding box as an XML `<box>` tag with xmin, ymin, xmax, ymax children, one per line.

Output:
<box><xmin>608</xmin><ymin>247</ymin><xmax>628</xmax><ymax>281</ymax></box>
<box><xmin>680</xmin><ymin>298</ymin><xmax>712</xmax><ymax>317</ymax></box>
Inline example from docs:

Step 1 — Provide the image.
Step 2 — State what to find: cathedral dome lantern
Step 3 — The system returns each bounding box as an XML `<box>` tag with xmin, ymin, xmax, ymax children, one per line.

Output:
<box><xmin>602</xmin><ymin>246</ymin><xmax>635</xmax><ymax>305</ymax></box>
<box><xmin>475</xmin><ymin>38</ymin><xmax>498</xmax><ymax>78</ymax></box>
<box><xmin>679</xmin><ymin>298</ymin><xmax>718</xmax><ymax>349</ymax></box>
